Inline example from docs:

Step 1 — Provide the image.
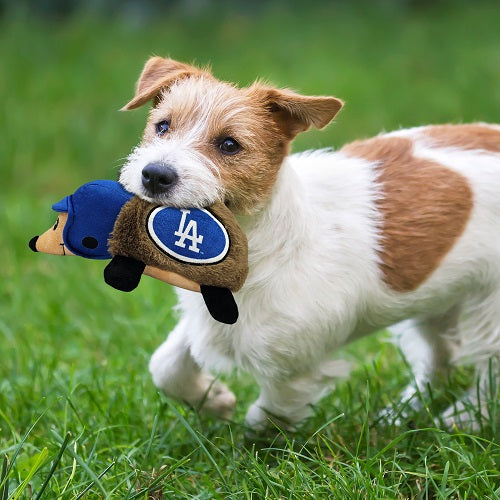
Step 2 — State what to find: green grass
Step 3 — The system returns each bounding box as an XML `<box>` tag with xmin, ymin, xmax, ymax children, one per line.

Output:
<box><xmin>1</xmin><ymin>1</ymin><xmax>499</xmax><ymax>498</ymax></box>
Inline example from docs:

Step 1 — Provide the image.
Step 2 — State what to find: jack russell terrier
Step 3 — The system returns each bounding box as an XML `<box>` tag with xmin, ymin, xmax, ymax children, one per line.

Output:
<box><xmin>119</xmin><ymin>56</ymin><xmax>499</xmax><ymax>431</ymax></box>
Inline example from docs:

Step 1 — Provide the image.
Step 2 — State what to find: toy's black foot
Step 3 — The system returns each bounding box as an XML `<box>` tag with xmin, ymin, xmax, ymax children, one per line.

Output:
<box><xmin>104</xmin><ymin>256</ymin><xmax>145</xmax><ymax>292</ymax></box>
<box><xmin>200</xmin><ymin>285</ymin><xmax>239</xmax><ymax>324</ymax></box>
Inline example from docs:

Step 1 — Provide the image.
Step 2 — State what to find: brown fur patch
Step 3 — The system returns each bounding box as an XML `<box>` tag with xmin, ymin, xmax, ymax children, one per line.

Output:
<box><xmin>247</xmin><ymin>84</ymin><xmax>343</xmax><ymax>139</ymax></box>
<box><xmin>424</xmin><ymin>124</ymin><xmax>500</xmax><ymax>153</ymax></box>
<box><xmin>342</xmin><ymin>136</ymin><xmax>473</xmax><ymax>292</ymax></box>
<box><xmin>122</xmin><ymin>57</ymin><xmax>210</xmax><ymax>111</ymax></box>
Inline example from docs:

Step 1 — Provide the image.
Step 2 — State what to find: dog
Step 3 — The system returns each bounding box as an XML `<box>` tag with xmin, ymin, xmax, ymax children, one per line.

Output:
<box><xmin>119</xmin><ymin>56</ymin><xmax>499</xmax><ymax>431</ymax></box>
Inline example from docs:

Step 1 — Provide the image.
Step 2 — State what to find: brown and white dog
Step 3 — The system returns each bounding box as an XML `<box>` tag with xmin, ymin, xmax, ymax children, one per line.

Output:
<box><xmin>119</xmin><ymin>56</ymin><xmax>500</xmax><ymax>430</ymax></box>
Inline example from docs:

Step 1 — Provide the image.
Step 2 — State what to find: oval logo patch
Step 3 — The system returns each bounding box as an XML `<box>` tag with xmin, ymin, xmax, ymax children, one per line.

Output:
<box><xmin>146</xmin><ymin>207</ymin><xmax>230</xmax><ymax>264</ymax></box>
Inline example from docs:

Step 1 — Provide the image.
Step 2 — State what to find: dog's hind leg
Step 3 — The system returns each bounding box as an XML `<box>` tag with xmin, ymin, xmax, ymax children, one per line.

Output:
<box><xmin>388</xmin><ymin>307</ymin><xmax>459</xmax><ymax>415</ymax></box>
<box><xmin>441</xmin><ymin>286</ymin><xmax>500</xmax><ymax>430</ymax></box>
<box><xmin>149</xmin><ymin>318</ymin><xmax>236</xmax><ymax>419</ymax></box>
<box><xmin>442</xmin><ymin>358</ymin><xmax>499</xmax><ymax>430</ymax></box>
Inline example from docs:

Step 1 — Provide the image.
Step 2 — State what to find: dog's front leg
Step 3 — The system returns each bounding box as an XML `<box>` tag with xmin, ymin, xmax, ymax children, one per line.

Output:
<box><xmin>245</xmin><ymin>359</ymin><xmax>349</xmax><ymax>432</ymax></box>
<box><xmin>149</xmin><ymin>318</ymin><xmax>236</xmax><ymax>419</ymax></box>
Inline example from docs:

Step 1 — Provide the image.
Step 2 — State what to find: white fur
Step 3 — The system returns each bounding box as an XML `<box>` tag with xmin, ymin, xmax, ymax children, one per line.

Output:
<box><xmin>141</xmin><ymin>125</ymin><xmax>500</xmax><ymax>430</ymax></box>
<box><xmin>120</xmin><ymin>137</ymin><xmax>223</xmax><ymax>208</ymax></box>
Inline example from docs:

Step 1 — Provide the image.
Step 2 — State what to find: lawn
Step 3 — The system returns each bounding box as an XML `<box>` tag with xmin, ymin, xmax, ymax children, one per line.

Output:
<box><xmin>1</xmin><ymin>1</ymin><xmax>499</xmax><ymax>498</ymax></box>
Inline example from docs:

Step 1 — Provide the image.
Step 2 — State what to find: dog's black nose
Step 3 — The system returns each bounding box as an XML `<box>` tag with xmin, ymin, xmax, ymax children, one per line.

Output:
<box><xmin>142</xmin><ymin>163</ymin><xmax>178</xmax><ymax>195</ymax></box>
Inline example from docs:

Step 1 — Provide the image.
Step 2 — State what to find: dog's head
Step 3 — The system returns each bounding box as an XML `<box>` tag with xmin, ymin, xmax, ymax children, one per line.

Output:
<box><xmin>119</xmin><ymin>57</ymin><xmax>343</xmax><ymax>213</ymax></box>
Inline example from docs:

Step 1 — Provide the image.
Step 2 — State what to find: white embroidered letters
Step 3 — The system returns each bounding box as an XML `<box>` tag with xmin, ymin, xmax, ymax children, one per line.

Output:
<box><xmin>174</xmin><ymin>209</ymin><xmax>204</xmax><ymax>253</ymax></box>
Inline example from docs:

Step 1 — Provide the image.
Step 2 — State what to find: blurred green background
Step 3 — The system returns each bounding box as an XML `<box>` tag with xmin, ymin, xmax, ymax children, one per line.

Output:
<box><xmin>0</xmin><ymin>1</ymin><xmax>499</xmax><ymax>497</ymax></box>
<box><xmin>2</xmin><ymin>0</ymin><xmax>500</xmax><ymax>197</ymax></box>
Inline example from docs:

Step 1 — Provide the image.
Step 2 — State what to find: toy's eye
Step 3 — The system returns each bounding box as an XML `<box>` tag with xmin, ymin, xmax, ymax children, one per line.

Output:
<box><xmin>82</xmin><ymin>236</ymin><xmax>98</xmax><ymax>249</ymax></box>
<box><xmin>155</xmin><ymin>120</ymin><xmax>170</xmax><ymax>136</ymax></box>
<box><xmin>53</xmin><ymin>217</ymin><xmax>59</xmax><ymax>231</ymax></box>
<box><xmin>218</xmin><ymin>137</ymin><xmax>241</xmax><ymax>155</ymax></box>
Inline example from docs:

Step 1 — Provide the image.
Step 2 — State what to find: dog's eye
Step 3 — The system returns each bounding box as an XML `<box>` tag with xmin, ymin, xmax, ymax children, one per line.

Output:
<box><xmin>218</xmin><ymin>137</ymin><xmax>241</xmax><ymax>155</ymax></box>
<box><xmin>53</xmin><ymin>217</ymin><xmax>59</xmax><ymax>231</ymax></box>
<box><xmin>155</xmin><ymin>120</ymin><xmax>170</xmax><ymax>136</ymax></box>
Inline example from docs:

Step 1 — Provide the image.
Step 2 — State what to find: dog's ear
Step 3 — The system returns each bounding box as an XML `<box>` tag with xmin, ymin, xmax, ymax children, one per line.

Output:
<box><xmin>121</xmin><ymin>57</ymin><xmax>207</xmax><ymax>110</ymax></box>
<box><xmin>250</xmin><ymin>84</ymin><xmax>343</xmax><ymax>139</ymax></box>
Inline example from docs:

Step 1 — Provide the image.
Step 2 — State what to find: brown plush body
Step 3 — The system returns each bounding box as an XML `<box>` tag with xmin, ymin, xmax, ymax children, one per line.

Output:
<box><xmin>104</xmin><ymin>197</ymin><xmax>248</xmax><ymax>323</ymax></box>
<box><xmin>109</xmin><ymin>198</ymin><xmax>248</xmax><ymax>292</ymax></box>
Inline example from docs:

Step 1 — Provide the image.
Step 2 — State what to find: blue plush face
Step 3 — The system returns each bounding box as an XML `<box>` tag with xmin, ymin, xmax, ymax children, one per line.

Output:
<box><xmin>52</xmin><ymin>180</ymin><xmax>133</xmax><ymax>259</ymax></box>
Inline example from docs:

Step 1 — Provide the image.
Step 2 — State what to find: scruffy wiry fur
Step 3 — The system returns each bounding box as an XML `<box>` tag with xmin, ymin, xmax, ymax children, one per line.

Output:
<box><xmin>120</xmin><ymin>56</ymin><xmax>499</xmax><ymax>431</ymax></box>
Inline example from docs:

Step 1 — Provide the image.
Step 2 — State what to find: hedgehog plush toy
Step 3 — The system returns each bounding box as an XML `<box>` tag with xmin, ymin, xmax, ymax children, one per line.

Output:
<box><xmin>30</xmin><ymin>180</ymin><xmax>248</xmax><ymax>324</ymax></box>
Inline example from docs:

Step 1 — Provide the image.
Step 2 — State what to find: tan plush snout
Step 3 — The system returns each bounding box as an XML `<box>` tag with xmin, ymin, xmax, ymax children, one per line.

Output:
<box><xmin>29</xmin><ymin>212</ymin><xmax>74</xmax><ymax>256</ymax></box>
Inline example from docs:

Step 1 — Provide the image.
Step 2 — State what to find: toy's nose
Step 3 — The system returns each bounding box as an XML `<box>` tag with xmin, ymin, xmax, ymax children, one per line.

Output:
<box><xmin>142</xmin><ymin>163</ymin><xmax>178</xmax><ymax>195</ymax></box>
<box><xmin>29</xmin><ymin>235</ymin><xmax>39</xmax><ymax>252</ymax></box>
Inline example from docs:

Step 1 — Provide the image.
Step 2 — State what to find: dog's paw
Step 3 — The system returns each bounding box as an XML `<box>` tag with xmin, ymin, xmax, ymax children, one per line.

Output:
<box><xmin>245</xmin><ymin>403</ymin><xmax>269</xmax><ymax>432</ymax></box>
<box><xmin>376</xmin><ymin>386</ymin><xmax>422</xmax><ymax>427</ymax></box>
<box><xmin>441</xmin><ymin>401</ymin><xmax>481</xmax><ymax>432</ymax></box>
<box><xmin>245</xmin><ymin>403</ymin><xmax>296</xmax><ymax>433</ymax></box>
<box><xmin>197</xmin><ymin>380</ymin><xmax>236</xmax><ymax>420</ymax></box>
<box><xmin>376</xmin><ymin>405</ymin><xmax>405</xmax><ymax>427</ymax></box>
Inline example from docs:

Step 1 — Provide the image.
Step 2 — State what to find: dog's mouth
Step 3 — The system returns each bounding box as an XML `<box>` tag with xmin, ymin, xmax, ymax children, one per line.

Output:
<box><xmin>118</xmin><ymin>175</ymin><xmax>180</xmax><ymax>206</ymax></box>
<box><xmin>137</xmin><ymin>187</ymin><xmax>173</xmax><ymax>205</ymax></box>
<box><xmin>137</xmin><ymin>186</ymin><xmax>194</xmax><ymax>208</ymax></box>
<box><xmin>119</xmin><ymin>155</ymin><xmax>224</xmax><ymax>209</ymax></box>
<box><xmin>133</xmin><ymin>178</ymin><xmax>224</xmax><ymax>209</ymax></box>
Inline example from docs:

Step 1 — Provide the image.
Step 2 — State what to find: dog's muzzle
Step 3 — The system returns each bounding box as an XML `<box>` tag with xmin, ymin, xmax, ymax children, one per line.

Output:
<box><xmin>141</xmin><ymin>162</ymin><xmax>178</xmax><ymax>196</ymax></box>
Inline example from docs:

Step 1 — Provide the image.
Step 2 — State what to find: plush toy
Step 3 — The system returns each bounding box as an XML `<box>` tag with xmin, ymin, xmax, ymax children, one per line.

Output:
<box><xmin>29</xmin><ymin>180</ymin><xmax>248</xmax><ymax>324</ymax></box>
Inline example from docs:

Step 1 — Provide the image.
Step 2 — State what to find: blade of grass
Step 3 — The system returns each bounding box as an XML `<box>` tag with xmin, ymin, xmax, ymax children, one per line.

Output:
<box><xmin>164</xmin><ymin>399</ymin><xmax>228</xmax><ymax>488</ymax></box>
<box><xmin>1</xmin><ymin>455</ymin><xmax>9</xmax><ymax>500</ymax></box>
<box><xmin>0</xmin><ymin>410</ymin><xmax>47</xmax><ymax>492</ymax></box>
<box><xmin>439</xmin><ymin>460</ymin><xmax>450</xmax><ymax>497</ymax></box>
<box><xmin>34</xmin><ymin>432</ymin><xmax>71</xmax><ymax>500</ymax></box>
<box><xmin>51</xmin><ymin>430</ymin><xmax>107</xmax><ymax>497</ymax></box>
<box><xmin>11</xmin><ymin>448</ymin><xmax>49</xmax><ymax>500</ymax></box>
<box><xmin>126</xmin><ymin>454</ymin><xmax>193</xmax><ymax>500</ymax></box>
<box><xmin>0</xmin><ymin>408</ymin><xmax>21</xmax><ymax>443</ymax></box>
<box><xmin>58</xmin><ymin>441</ymin><xmax>78</xmax><ymax>499</ymax></box>
<box><xmin>144</xmin><ymin>401</ymin><xmax>163</xmax><ymax>460</ymax></box>
<box><xmin>307</xmin><ymin>412</ymin><xmax>345</xmax><ymax>442</ymax></box>
<box><xmin>74</xmin><ymin>460</ymin><xmax>116</xmax><ymax>500</ymax></box>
